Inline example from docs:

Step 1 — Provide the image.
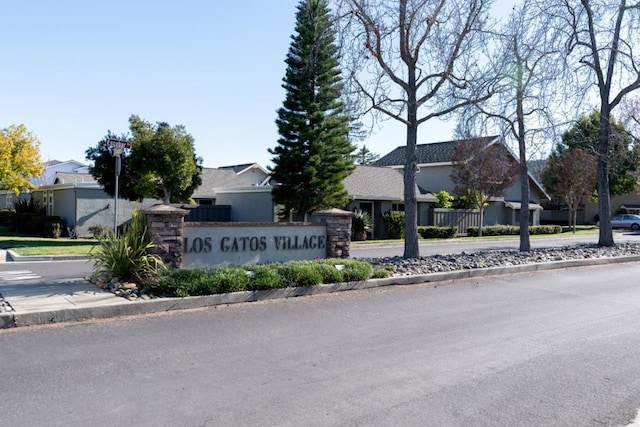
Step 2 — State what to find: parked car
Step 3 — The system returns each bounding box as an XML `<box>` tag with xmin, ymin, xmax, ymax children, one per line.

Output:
<box><xmin>609</xmin><ymin>214</ymin><xmax>640</xmax><ymax>230</ymax></box>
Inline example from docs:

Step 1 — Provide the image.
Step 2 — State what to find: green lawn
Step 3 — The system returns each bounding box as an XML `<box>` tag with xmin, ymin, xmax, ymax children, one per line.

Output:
<box><xmin>0</xmin><ymin>229</ymin><xmax>98</xmax><ymax>256</ymax></box>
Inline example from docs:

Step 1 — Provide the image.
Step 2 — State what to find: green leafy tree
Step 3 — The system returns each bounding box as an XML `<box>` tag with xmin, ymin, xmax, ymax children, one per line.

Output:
<box><xmin>0</xmin><ymin>124</ymin><xmax>43</xmax><ymax>194</ymax></box>
<box><xmin>269</xmin><ymin>0</ymin><xmax>354</xmax><ymax>221</ymax></box>
<box><xmin>86</xmin><ymin>115</ymin><xmax>202</xmax><ymax>204</ymax></box>
<box><xmin>352</xmin><ymin>145</ymin><xmax>379</xmax><ymax>165</ymax></box>
<box><xmin>558</xmin><ymin>111</ymin><xmax>639</xmax><ymax>197</ymax></box>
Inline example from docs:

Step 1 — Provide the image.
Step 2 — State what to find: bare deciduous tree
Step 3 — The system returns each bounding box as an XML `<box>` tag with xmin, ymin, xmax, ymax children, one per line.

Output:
<box><xmin>564</xmin><ymin>0</ymin><xmax>640</xmax><ymax>246</ymax></box>
<box><xmin>542</xmin><ymin>148</ymin><xmax>597</xmax><ymax>232</ymax></box>
<box><xmin>456</xmin><ymin>0</ymin><xmax>565</xmax><ymax>252</ymax></box>
<box><xmin>337</xmin><ymin>0</ymin><xmax>495</xmax><ymax>258</ymax></box>
<box><xmin>450</xmin><ymin>139</ymin><xmax>518</xmax><ymax>237</ymax></box>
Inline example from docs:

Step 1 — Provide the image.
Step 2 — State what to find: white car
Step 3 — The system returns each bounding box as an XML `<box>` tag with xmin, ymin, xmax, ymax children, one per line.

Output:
<box><xmin>609</xmin><ymin>214</ymin><xmax>640</xmax><ymax>230</ymax></box>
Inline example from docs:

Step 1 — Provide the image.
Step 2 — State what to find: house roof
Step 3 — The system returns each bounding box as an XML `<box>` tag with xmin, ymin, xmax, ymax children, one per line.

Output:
<box><xmin>343</xmin><ymin>165</ymin><xmax>437</xmax><ymax>202</ymax></box>
<box><xmin>374</xmin><ymin>136</ymin><xmax>551</xmax><ymax>201</ymax></box>
<box><xmin>374</xmin><ymin>136</ymin><xmax>500</xmax><ymax>166</ymax></box>
<box><xmin>218</xmin><ymin>163</ymin><xmax>261</xmax><ymax>174</ymax></box>
<box><xmin>53</xmin><ymin>172</ymin><xmax>97</xmax><ymax>184</ymax></box>
<box><xmin>191</xmin><ymin>168</ymin><xmax>249</xmax><ymax>198</ymax></box>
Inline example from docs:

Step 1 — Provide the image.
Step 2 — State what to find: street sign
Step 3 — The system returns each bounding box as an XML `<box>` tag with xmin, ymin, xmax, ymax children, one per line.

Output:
<box><xmin>106</xmin><ymin>138</ymin><xmax>132</xmax><ymax>149</ymax></box>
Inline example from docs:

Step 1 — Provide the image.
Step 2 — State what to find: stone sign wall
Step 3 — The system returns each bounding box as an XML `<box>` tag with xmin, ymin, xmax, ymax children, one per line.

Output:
<box><xmin>143</xmin><ymin>205</ymin><xmax>353</xmax><ymax>269</ymax></box>
<box><xmin>183</xmin><ymin>223</ymin><xmax>327</xmax><ymax>268</ymax></box>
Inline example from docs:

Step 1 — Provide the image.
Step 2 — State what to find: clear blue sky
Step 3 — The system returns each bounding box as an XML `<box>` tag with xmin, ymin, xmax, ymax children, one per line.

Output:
<box><xmin>1</xmin><ymin>1</ymin><xmax>512</xmax><ymax>169</ymax></box>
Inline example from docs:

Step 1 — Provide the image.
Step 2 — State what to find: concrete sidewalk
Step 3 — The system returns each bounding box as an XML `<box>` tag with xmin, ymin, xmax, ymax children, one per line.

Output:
<box><xmin>2</xmin><ymin>251</ymin><xmax>640</xmax><ymax>329</ymax></box>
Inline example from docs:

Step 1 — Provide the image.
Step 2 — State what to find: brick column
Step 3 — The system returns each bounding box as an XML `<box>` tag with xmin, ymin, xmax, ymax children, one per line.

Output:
<box><xmin>312</xmin><ymin>208</ymin><xmax>354</xmax><ymax>259</ymax></box>
<box><xmin>142</xmin><ymin>204</ymin><xmax>189</xmax><ymax>268</ymax></box>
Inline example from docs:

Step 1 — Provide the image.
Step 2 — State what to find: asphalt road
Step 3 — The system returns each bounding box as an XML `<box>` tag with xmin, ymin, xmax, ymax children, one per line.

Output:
<box><xmin>2</xmin><ymin>262</ymin><xmax>640</xmax><ymax>426</ymax></box>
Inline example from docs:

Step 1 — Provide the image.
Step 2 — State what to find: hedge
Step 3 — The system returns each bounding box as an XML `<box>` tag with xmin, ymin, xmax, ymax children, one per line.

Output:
<box><xmin>418</xmin><ymin>226</ymin><xmax>457</xmax><ymax>239</ymax></box>
<box><xmin>146</xmin><ymin>258</ymin><xmax>384</xmax><ymax>297</ymax></box>
<box><xmin>466</xmin><ymin>224</ymin><xmax>562</xmax><ymax>237</ymax></box>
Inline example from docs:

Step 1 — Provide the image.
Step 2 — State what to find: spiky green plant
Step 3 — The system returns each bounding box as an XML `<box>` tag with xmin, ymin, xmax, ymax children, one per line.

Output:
<box><xmin>89</xmin><ymin>209</ymin><xmax>165</xmax><ymax>283</ymax></box>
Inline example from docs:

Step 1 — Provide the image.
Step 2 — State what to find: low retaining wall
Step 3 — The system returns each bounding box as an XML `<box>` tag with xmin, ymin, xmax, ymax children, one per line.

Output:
<box><xmin>143</xmin><ymin>205</ymin><xmax>353</xmax><ymax>268</ymax></box>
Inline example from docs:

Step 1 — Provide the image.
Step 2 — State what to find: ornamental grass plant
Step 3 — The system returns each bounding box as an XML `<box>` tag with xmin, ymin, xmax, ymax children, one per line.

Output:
<box><xmin>89</xmin><ymin>209</ymin><xmax>165</xmax><ymax>284</ymax></box>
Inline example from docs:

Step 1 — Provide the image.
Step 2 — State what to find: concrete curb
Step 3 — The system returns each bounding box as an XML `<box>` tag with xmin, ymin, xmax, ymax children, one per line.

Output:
<box><xmin>6</xmin><ymin>250</ymin><xmax>90</xmax><ymax>262</ymax></box>
<box><xmin>2</xmin><ymin>254</ymin><xmax>640</xmax><ymax>328</ymax></box>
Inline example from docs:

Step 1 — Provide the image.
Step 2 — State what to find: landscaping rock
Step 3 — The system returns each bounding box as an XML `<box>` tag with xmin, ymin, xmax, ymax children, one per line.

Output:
<box><xmin>364</xmin><ymin>243</ymin><xmax>640</xmax><ymax>277</ymax></box>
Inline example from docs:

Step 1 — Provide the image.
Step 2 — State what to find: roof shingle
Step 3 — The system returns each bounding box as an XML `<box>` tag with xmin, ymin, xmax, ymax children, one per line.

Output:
<box><xmin>374</xmin><ymin>136</ymin><xmax>500</xmax><ymax>166</ymax></box>
<box><xmin>343</xmin><ymin>165</ymin><xmax>436</xmax><ymax>202</ymax></box>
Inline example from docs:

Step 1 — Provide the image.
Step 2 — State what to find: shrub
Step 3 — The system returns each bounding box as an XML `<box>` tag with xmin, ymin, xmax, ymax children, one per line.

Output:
<box><xmin>88</xmin><ymin>224</ymin><xmax>112</xmax><ymax>239</ymax></box>
<box><xmin>276</xmin><ymin>262</ymin><xmax>323</xmax><ymax>287</ymax></box>
<box><xmin>341</xmin><ymin>260</ymin><xmax>373</xmax><ymax>282</ymax></box>
<box><xmin>42</xmin><ymin>216</ymin><xmax>64</xmax><ymax>238</ymax></box>
<box><xmin>146</xmin><ymin>258</ymin><xmax>379</xmax><ymax>297</ymax></box>
<box><xmin>312</xmin><ymin>262</ymin><xmax>344</xmax><ymax>284</ymax></box>
<box><xmin>372</xmin><ymin>267</ymin><xmax>390</xmax><ymax>279</ymax></box>
<box><xmin>245</xmin><ymin>265</ymin><xmax>283</xmax><ymax>290</ymax></box>
<box><xmin>0</xmin><ymin>209</ymin><xmax>13</xmax><ymax>227</ymax></box>
<box><xmin>51</xmin><ymin>223</ymin><xmax>62</xmax><ymax>239</ymax></box>
<box><xmin>466</xmin><ymin>224</ymin><xmax>562</xmax><ymax>237</ymax></box>
<box><xmin>151</xmin><ymin>268</ymin><xmax>211</xmax><ymax>297</ymax></box>
<box><xmin>89</xmin><ymin>209</ymin><xmax>165</xmax><ymax>284</ymax></box>
<box><xmin>530</xmin><ymin>225</ymin><xmax>562</xmax><ymax>235</ymax></box>
<box><xmin>382</xmin><ymin>210</ymin><xmax>405</xmax><ymax>239</ymax></box>
<box><xmin>418</xmin><ymin>226</ymin><xmax>457</xmax><ymax>239</ymax></box>
<box><xmin>207</xmin><ymin>266</ymin><xmax>251</xmax><ymax>293</ymax></box>
<box><xmin>12</xmin><ymin>198</ymin><xmax>44</xmax><ymax>214</ymax></box>
<box><xmin>351</xmin><ymin>210</ymin><xmax>372</xmax><ymax>241</ymax></box>
<box><xmin>434</xmin><ymin>190</ymin><xmax>454</xmax><ymax>208</ymax></box>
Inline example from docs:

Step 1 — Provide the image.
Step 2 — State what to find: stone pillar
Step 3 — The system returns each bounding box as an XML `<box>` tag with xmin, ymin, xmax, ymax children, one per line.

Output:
<box><xmin>312</xmin><ymin>208</ymin><xmax>354</xmax><ymax>259</ymax></box>
<box><xmin>142</xmin><ymin>204</ymin><xmax>189</xmax><ymax>268</ymax></box>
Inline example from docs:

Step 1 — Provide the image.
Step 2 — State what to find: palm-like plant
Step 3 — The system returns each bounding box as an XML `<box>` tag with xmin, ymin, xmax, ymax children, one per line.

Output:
<box><xmin>351</xmin><ymin>210</ymin><xmax>372</xmax><ymax>241</ymax></box>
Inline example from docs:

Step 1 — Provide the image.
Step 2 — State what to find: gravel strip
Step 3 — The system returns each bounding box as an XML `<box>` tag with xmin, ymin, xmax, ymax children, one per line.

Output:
<box><xmin>363</xmin><ymin>243</ymin><xmax>640</xmax><ymax>277</ymax></box>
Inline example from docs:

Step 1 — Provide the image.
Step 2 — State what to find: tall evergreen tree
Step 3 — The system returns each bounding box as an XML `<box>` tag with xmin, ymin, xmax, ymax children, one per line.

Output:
<box><xmin>269</xmin><ymin>0</ymin><xmax>354</xmax><ymax>221</ymax></box>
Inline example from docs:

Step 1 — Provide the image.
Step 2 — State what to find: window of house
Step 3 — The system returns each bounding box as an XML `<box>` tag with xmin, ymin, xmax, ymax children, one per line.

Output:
<box><xmin>46</xmin><ymin>191</ymin><xmax>54</xmax><ymax>216</ymax></box>
<box><xmin>392</xmin><ymin>203</ymin><xmax>405</xmax><ymax>212</ymax></box>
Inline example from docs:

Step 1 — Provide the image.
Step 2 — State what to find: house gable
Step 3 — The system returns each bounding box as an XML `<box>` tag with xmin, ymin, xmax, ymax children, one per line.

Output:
<box><xmin>218</xmin><ymin>163</ymin><xmax>271</xmax><ymax>186</ymax></box>
<box><xmin>343</xmin><ymin>165</ymin><xmax>436</xmax><ymax>202</ymax></box>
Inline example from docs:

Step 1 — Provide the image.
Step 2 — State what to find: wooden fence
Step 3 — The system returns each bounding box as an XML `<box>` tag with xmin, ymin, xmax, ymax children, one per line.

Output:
<box><xmin>430</xmin><ymin>208</ymin><xmax>481</xmax><ymax>235</ymax></box>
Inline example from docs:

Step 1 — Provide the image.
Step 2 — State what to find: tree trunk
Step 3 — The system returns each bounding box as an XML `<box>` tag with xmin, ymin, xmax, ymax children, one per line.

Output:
<box><xmin>403</xmin><ymin>79</ymin><xmax>419</xmax><ymax>258</ymax></box>
<box><xmin>515</xmin><ymin>65</ymin><xmax>531</xmax><ymax>252</ymax></box>
<box><xmin>597</xmin><ymin>104</ymin><xmax>614</xmax><ymax>246</ymax></box>
<box><xmin>478</xmin><ymin>206</ymin><xmax>484</xmax><ymax>237</ymax></box>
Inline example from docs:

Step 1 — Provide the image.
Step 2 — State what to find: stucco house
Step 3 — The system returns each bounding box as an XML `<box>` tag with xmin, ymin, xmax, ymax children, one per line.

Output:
<box><xmin>0</xmin><ymin>159</ymin><xmax>91</xmax><ymax>210</ymax></box>
<box><xmin>191</xmin><ymin>167</ymin><xmax>275</xmax><ymax>222</ymax></box>
<box><xmin>27</xmin><ymin>164</ymin><xmax>274</xmax><ymax>237</ymax></box>
<box><xmin>343</xmin><ymin>165</ymin><xmax>437</xmax><ymax>238</ymax></box>
<box><xmin>373</xmin><ymin>136</ymin><xmax>550</xmax><ymax>227</ymax></box>
<box><xmin>32</xmin><ymin>172</ymin><xmax>160</xmax><ymax>237</ymax></box>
